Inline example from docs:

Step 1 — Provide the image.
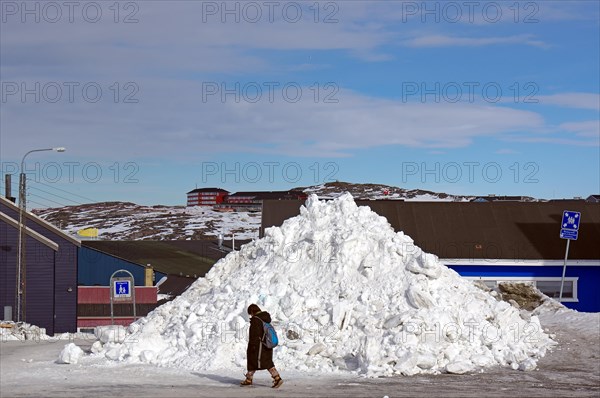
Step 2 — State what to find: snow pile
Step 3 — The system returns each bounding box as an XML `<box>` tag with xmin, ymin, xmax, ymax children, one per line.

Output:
<box><xmin>95</xmin><ymin>325</ymin><xmax>128</xmax><ymax>344</ymax></box>
<box><xmin>57</xmin><ymin>343</ymin><xmax>84</xmax><ymax>364</ymax></box>
<box><xmin>0</xmin><ymin>322</ymin><xmax>49</xmax><ymax>341</ymax></box>
<box><xmin>94</xmin><ymin>194</ymin><xmax>555</xmax><ymax>376</ymax></box>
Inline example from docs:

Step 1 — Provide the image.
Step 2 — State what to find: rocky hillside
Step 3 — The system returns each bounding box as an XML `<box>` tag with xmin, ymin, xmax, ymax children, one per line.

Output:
<box><xmin>299</xmin><ymin>181</ymin><xmax>474</xmax><ymax>201</ymax></box>
<box><xmin>34</xmin><ymin>202</ymin><xmax>261</xmax><ymax>241</ymax></box>
<box><xmin>33</xmin><ymin>182</ymin><xmax>531</xmax><ymax>241</ymax></box>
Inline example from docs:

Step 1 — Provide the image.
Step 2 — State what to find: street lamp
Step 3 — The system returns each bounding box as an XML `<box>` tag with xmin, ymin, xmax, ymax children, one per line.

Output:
<box><xmin>16</xmin><ymin>147</ymin><xmax>66</xmax><ymax>323</ymax></box>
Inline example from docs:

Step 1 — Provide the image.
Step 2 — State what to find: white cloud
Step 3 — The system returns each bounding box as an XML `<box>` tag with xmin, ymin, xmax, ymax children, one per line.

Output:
<box><xmin>0</xmin><ymin>1</ymin><xmax>392</xmax><ymax>73</ymax></box>
<box><xmin>538</xmin><ymin>93</ymin><xmax>600</xmax><ymax>111</ymax></box>
<box><xmin>502</xmin><ymin>136</ymin><xmax>599</xmax><ymax>146</ymax></box>
<box><xmin>495</xmin><ymin>149</ymin><xmax>520</xmax><ymax>155</ymax></box>
<box><xmin>559</xmin><ymin>121</ymin><xmax>600</xmax><ymax>138</ymax></box>
<box><xmin>402</xmin><ymin>34</ymin><xmax>548</xmax><ymax>48</ymax></box>
<box><xmin>0</xmin><ymin>1</ymin><xmax>595</xmax><ymax>163</ymax></box>
<box><xmin>0</xmin><ymin>81</ymin><xmax>548</xmax><ymax>159</ymax></box>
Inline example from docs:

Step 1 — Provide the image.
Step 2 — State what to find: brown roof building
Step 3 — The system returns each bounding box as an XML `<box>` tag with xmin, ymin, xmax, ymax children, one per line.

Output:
<box><xmin>260</xmin><ymin>199</ymin><xmax>600</xmax><ymax>312</ymax></box>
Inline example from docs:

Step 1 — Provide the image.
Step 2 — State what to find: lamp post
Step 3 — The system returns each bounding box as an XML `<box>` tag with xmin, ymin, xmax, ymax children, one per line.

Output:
<box><xmin>16</xmin><ymin>147</ymin><xmax>66</xmax><ymax>323</ymax></box>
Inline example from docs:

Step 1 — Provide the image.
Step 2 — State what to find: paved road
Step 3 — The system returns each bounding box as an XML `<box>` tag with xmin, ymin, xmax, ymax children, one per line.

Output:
<box><xmin>1</xmin><ymin>317</ymin><xmax>598</xmax><ymax>398</ymax></box>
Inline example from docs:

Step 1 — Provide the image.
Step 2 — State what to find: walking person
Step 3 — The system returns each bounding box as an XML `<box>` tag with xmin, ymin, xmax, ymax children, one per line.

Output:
<box><xmin>241</xmin><ymin>304</ymin><xmax>283</xmax><ymax>388</ymax></box>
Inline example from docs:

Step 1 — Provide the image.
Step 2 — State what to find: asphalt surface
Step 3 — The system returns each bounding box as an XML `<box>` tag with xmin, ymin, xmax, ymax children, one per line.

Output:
<box><xmin>1</xmin><ymin>316</ymin><xmax>598</xmax><ymax>398</ymax></box>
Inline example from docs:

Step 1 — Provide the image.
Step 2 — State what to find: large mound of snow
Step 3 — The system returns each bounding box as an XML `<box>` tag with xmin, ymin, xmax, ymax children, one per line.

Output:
<box><xmin>94</xmin><ymin>194</ymin><xmax>555</xmax><ymax>376</ymax></box>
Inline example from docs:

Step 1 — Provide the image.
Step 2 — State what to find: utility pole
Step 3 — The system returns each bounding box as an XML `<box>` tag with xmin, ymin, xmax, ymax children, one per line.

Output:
<box><xmin>16</xmin><ymin>147</ymin><xmax>66</xmax><ymax>323</ymax></box>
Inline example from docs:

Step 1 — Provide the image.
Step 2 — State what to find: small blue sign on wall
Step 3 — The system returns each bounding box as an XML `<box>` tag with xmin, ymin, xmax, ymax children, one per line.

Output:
<box><xmin>560</xmin><ymin>210</ymin><xmax>581</xmax><ymax>240</ymax></box>
<box><xmin>113</xmin><ymin>280</ymin><xmax>131</xmax><ymax>298</ymax></box>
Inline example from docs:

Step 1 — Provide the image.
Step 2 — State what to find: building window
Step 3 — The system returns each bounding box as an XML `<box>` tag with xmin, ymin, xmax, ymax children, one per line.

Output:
<box><xmin>536</xmin><ymin>280</ymin><xmax>574</xmax><ymax>299</ymax></box>
<box><xmin>466</xmin><ymin>276</ymin><xmax>578</xmax><ymax>302</ymax></box>
<box><xmin>481</xmin><ymin>280</ymin><xmax>497</xmax><ymax>290</ymax></box>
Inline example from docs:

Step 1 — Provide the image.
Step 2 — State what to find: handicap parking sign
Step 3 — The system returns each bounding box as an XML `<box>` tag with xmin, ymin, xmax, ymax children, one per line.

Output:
<box><xmin>560</xmin><ymin>210</ymin><xmax>581</xmax><ymax>240</ymax></box>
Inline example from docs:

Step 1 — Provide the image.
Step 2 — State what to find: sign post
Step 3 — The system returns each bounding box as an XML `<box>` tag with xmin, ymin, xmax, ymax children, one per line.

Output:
<box><xmin>109</xmin><ymin>270</ymin><xmax>136</xmax><ymax>326</ymax></box>
<box><xmin>559</xmin><ymin>211</ymin><xmax>581</xmax><ymax>302</ymax></box>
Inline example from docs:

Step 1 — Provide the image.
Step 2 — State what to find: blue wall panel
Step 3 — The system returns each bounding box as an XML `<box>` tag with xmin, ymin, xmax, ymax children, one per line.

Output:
<box><xmin>447</xmin><ymin>264</ymin><xmax>600</xmax><ymax>312</ymax></box>
<box><xmin>78</xmin><ymin>246</ymin><xmax>166</xmax><ymax>286</ymax></box>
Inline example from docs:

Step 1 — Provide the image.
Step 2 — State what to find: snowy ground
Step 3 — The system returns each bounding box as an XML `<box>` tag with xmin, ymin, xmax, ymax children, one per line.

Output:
<box><xmin>10</xmin><ymin>196</ymin><xmax>596</xmax><ymax>397</ymax></box>
<box><xmin>1</xmin><ymin>310</ymin><xmax>598</xmax><ymax>398</ymax></box>
<box><xmin>35</xmin><ymin>202</ymin><xmax>262</xmax><ymax>241</ymax></box>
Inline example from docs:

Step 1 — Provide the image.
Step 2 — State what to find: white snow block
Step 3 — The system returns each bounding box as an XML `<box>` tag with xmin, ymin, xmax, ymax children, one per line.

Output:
<box><xmin>383</xmin><ymin>315</ymin><xmax>403</xmax><ymax>330</ymax></box>
<box><xmin>95</xmin><ymin>325</ymin><xmax>127</xmax><ymax>344</ymax></box>
<box><xmin>416</xmin><ymin>353</ymin><xmax>438</xmax><ymax>369</ymax></box>
<box><xmin>57</xmin><ymin>343</ymin><xmax>84</xmax><ymax>364</ymax></box>
<box><xmin>91</xmin><ymin>340</ymin><xmax>103</xmax><ymax>354</ymax></box>
<box><xmin>140</xmin><ymin>350</ymin><xmax>155</xmax><ymax>362</ymax></box>
<box><xmin>445</xmin><ymin>360</ymin><xmax>473</xmax><ymax>374</ymax></box>
<box><xmin>406</xmin><ymin>284</ymin><xmax>434</xmax><ymax>309</ymax></box>
<box><xmin>104</xmin><ymin>343</ymin><xmax>128</xmax><ymax>361</ymax></box>
<box><xmin>519</xmin><ymin>358</ymin><xmax>537</xmax><ymax>371</ymax></box>
<box><xmin>307</xmin><ymin>342</ymin><xmax>327</xmax><ymax>356</ymax></box>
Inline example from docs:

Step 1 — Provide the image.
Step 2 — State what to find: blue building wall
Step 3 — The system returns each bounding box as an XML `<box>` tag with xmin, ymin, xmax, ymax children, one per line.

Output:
<box><xmin>447</xmin><ymin>264</ymin><xmax>600</xmax><ymax>312</ymax></box>
<box><xmin>78</xmin><ymin>246</ymin><xmax>166</xmax><ymax>286</ymax></box>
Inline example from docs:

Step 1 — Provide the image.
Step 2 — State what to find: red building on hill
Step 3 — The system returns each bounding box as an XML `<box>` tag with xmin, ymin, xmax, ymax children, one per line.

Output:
<box><xmin>226</xmin><ymin>190</ymin><xmax>307</xmax><ymax>205</ymax></box>
<box><xmin>186</xmin><ymin>188</ymin><xmax>307</xmax><ymax>209</ymax></box>
<box><xmin>186</xmin><ymin>188</ymin><xmax>229</xmax><ymax>206</ymax></box>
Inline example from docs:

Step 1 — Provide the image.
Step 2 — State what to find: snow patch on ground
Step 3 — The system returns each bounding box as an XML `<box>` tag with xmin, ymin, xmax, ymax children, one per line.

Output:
<box><xmin>0</xmin><ymin>322</ymin><xmax>50</xmax><ymax>341</ymax></box>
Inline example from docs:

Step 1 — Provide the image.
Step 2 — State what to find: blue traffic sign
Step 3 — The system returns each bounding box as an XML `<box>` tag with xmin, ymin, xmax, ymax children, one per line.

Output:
<box><xmin>560</xmin><ymin>229</ymin><xmax>578</xmax><ymax>240</ymax></box>
<box><xmin>114</xmin><ymin>280</ymin><xmax>131</xmax><ymax>297</ymax></box>
<box><xmin>560</xmin><ymin>210</ymin><xmax>581</xmax><ymax>240</ymax></box>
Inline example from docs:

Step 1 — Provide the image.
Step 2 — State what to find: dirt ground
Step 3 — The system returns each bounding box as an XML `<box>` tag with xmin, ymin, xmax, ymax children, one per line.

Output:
<box><xmin>1</xmin><ymin>313</ymin><xmax>598</xmax><ymax>398</ymax></box>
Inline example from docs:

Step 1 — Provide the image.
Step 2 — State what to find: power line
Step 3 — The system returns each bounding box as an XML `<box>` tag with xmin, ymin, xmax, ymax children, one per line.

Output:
<box><xmin>27</xmin><ymin>179</ymin><xmax>97</xmax><ymax>204</ymax></box>
<box><xmin>0</xmin><ymin>183</ymin><xmax>63</xmax><ymax>209</ymax></box>
<box><xmin>26</xmin><ymin>184</ymin><xmax>85</xmax><ymax>206</ymax></box>
<box><xmin>0</xmin><ymin>181</ymin><xmax>70</xmax><ymax>209</ymax></box>
<box><xmin>26</xmin><ymin>192</ymin><xmax>67</xmax><ymax>208</ymax></box>
<box><xmin>27</xmin><ymin>199</ymin><xmax>51</xmax><ymax>209</ymax></box>
<box><xmin>0</xmin><ymin>176</ymin><xmax>97</xmax><ymax>204</ymax></box>
<box><xmin>1</xmin><ymin>178</ymin><xmax>98</xmax><ymax>206</ymax></box>
<box><xmin>1</xmin><ymin>181</ymin><xmax>70</xmax><ymax>207</ymax></box>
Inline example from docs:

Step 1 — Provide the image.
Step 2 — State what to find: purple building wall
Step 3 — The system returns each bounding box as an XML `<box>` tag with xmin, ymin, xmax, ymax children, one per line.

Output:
<box><xmin>0</xmin><ymin>199</ymin><xmax>78</xmax><ymax>335</ymax></box>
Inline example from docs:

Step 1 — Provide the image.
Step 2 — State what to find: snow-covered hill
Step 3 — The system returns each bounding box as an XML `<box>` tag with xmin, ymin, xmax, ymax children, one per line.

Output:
<box><xmin>32</xmin><ymin>182</ymin><xmax>530</xmax><ymax>241</ymax></box>
<box><xmin>34</xmin><ymin>202</ymin><xmax>262</xmax><ymax>241</ymax></box>
<box><xmin>300</xmin><ymin>181</ymin><xmax>475</xmax><ymax>201</ymax></box>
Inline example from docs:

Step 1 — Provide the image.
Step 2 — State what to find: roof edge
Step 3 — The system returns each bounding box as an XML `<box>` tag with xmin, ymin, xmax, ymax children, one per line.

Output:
<box><xmin>0</xmin><ymin>211</ymin><xmax>59</xmax><ymax>251</ymax></box>
<box><xmin>0</xmin><ymin>195</ymin><xmax>81</xmax><ymax>247</ymax></box>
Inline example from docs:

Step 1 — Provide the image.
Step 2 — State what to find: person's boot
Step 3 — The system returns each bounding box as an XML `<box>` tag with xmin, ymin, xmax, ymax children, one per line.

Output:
<box><xmin>240</xmin><ymin>375</ymin><xmax>253</xmax><ymax>386</ymax></box>
<box><xmin>271</xmin><ymin>375</ymin><xmax>283</xmax><ymax>389</ymax></box>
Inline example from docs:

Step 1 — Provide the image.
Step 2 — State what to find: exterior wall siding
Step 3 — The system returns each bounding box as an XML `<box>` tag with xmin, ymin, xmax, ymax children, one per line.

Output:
<box><xmin>78</xmin><ymin>246</ymin><xmax>166</xmax><ymax>286</ymax></box>
<box><xmin>0</xmin><ymin>200</ymin><xmax>79</xmax><ymax>334</ymax></box>
<box><xmin>0</xmin><ymin>220</ymin><xmax>17</xmax><ymax>319</ymax></box>
<box><xmin>77</xmin><ymin>286</ymin><xmax>157</xmax><ymax>328</ymax></box>
<box><xmin>53</xmin><ymin>243</ymin><xmax>78</xmax><ymax>333</ymax></box>
<box><xmin>187</xmin><ymin>191</ymin><xmax>227</xmax><ymax>206</ymax></box>
<box><xmin>22</xmin><ymin>239</ymin><xmax>55</xmax><ymax>334</ymax></box>
<box><xmin>20</xmin><ymin>215</ymin><xmax>78</xmax><ymax>334</ymax></box>
<box><xmin>447</xmin><ymin>264</ymin><xmax>600</xmax><ymax>312</ymax></box>
<box><xmin>0</xmin><ymin>214</ymin><xmax>56</xmax><ymax>333</ymax></box>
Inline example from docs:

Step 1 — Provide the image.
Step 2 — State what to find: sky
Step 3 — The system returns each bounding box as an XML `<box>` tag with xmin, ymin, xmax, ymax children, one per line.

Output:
<box><xmin>0</xmin><ymin>0</ymin><xmax>599</xmax><ymax>207</ymax></box>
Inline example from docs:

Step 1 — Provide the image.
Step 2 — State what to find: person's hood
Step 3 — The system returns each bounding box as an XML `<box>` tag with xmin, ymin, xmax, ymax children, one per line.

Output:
<box><xmin>255</xmin><ymin>311</ymin><xmax>271</xmax><ymax>323</ymax></box>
